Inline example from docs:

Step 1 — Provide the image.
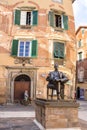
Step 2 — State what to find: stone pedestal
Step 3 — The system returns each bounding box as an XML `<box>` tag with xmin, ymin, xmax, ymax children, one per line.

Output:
<box><xmin>34</xmin><ymin>98</ymin><xmax>81</xmax><ymax>130</ymax></box>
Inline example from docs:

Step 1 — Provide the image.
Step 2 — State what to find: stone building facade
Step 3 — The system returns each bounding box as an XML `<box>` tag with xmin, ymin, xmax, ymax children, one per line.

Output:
<box><xmin>0</xmin><ymin>0</ymin><xmax>76</xmax><ymax>104</ymax></box>
<box><xmin>76</xmin><ymin>26</ymin><xmax>87</xmax><ymax>100</ymax></box>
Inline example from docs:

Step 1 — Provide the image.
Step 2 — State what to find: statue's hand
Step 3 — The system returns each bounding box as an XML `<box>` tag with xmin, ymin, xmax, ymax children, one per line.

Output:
<box><xmin>57</xmin><ymin>79</ymin><xmax>61</xmax><ymax>82</ymax></box>
<box><xmin>54</xmin><ymin>78</ymin><xmax>61</xmax><ymax>82</ymax></box>
<box><xmin>60</xmin><ymin>79</ymin><xmax>64</xmax><ymax>82</ymax></box>
<box><xmin>60</xmin><ymin>78</ymin><xmax>68</xmax><ymax>83</ymax></box>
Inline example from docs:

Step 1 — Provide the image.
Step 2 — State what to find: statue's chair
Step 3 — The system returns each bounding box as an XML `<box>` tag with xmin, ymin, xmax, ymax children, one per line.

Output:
<box><xmin>47</xmin><ymin>82</ymin><xmax>60</xmax><ymax>100</ymax></box>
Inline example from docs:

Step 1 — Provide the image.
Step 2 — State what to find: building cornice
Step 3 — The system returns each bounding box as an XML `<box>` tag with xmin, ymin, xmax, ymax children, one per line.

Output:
<box><xmin>75</xmin><ymin>26</ymin><xmax>87</xmax><ymax>35</ymax></box>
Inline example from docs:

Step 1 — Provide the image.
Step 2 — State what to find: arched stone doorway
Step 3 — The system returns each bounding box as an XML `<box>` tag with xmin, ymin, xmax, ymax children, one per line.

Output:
<box><xmin>14</xmin><ymin>74</ymin><xmax>31</xmax><ymax>101</ymax></box>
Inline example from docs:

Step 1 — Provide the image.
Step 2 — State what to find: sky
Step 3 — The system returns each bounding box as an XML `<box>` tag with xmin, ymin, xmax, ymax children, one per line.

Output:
<box><xmin>72</xmin><ymin>0</ymin><xmax>87</xmax><ymax>30</ymax></box>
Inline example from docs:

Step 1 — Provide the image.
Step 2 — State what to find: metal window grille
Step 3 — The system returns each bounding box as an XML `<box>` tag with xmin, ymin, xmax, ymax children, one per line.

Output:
<box><xmin>55</xmin><ymin>14</ymin><xmax>61</xmax><ymax>28</ymax></box>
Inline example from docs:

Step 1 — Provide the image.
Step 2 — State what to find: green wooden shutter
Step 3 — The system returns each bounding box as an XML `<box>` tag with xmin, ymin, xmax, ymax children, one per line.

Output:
<box><xmin>11</xmin><ymin>40</ymin><xmax>19</xmax><ymax>56</ymax></box>
<box><xmin>32</xmin><ymin>11</ymin><xmax>38</xmax><ymax>26</ymax></box>
<box><xmin>54</xmin><ymin>42</ymin><xmax>59</xmax><ymax>58</ymax></box>
<box><xmin>49</xmin><ymin>11</ymin><xmax>54</xmax><ymax>27</ymax></box>
<box><xmin>31</xmin><ymin>40</ymin><xmax>38</xmax><ymax>57</ymax></box>
<box><xmin>14</xmin><ymin>10</ymin><xmax>21</xmax><ymax>25</ymax></box>
<box><xmin>63</xmin><ymin>15</ymin><xmax>68</xmax><ymax>30</ymax></box>
<box><xmin>54</xmin><ymin>42</ymin><xmax>64</xmax><ymax>58</ymax></box>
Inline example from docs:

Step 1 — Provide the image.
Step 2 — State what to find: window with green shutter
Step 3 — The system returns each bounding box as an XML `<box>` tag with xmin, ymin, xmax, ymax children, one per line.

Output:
<box><xmin>14</xmin><ymin>9</ymin><xmax>38</xmax><ymax>26</ymax></box>
<box><xmin>49</xmin><ymin>10</ymin><xmax>68</xmax><ymax>30</ymax></box>
<box><xmin>11</xmin><ymin>39</ymin><xmax>38</xmax><ymax>58</ymax></box>
<box><xmin>49</xmin><ymin>11</ymin><xmax>54</xmax><ymax>27</ymax></box>
<box><xmin>62</xmin><ymin>15</ymin><xmax>68</xmax><ymax>30</ymax></box>
<box><xmin>32</xmin><ymin>11</ymin><xmax>38</xmax><ymax>26</ymax></box>
<box><xmin>54</xmin><ymin>42</ymin><xmax>64</xmax><ymax>58</ymax></box>
<box><xmin>14</xmin><ymin>10</ymin><xmax>21</xmax><ymax>25</ymax></box>
<box><xmin>31</xmin><ymin>40</ymin><xmax>38</xmax><ymax>57</ymax></box>
<box><xmin>11</xmin><ymin>40</ymin><xmax>19</xmax><ymax>56</ymax></box>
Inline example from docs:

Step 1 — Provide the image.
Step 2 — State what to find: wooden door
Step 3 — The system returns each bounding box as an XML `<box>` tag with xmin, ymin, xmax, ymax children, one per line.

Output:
<box><xmin>14</xmin><ymin>81</ymin><xmax>30</xmax><ymax>100</ymax></box>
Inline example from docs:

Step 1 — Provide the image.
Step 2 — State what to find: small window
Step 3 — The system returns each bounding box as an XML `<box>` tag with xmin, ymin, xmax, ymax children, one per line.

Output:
<box><xmin>20</xmin><ymin>11</ymin><xmax>32</xmax><ymax>26</ymax></box>
<box><xmin>78</xmin><ymin>67</ymin><xmax>84</xmax><ymax>83</ymax></box>
<box><xmin>78</xmin><ymin>39</ymin><xmax>82</xmax><ymax>48</ymax></box>
<box><xmin>82</xmin><ymin>28</ymin><xmax>84</xmax><ymax>35</ymax></box>
<box><xmin>14</xmin><ymin>9</ymin><xmax>38</xmax><ymax>26</ymax></box>
<box><xmin>78</xmin><ymin>52</ymin><xmax>83</xmax><ymax>61</ymax></box>
<box><xmin>26</xmin><ymin>12</ymin><xmax>31</xmax><ymax>25</ymax></box>
<box><xmin>11</xmin><ymin>39</ymin><xmax>38</xmax><ymax>58</ymax></box>
<box><xmin>49</xmin><ymin>11</ymin><xmax>68</xmax><ymax>30</ymax></box>
<box><xmin>55</xmin><ymin>14</ymin><xmax>61</xmax><ymax>28</ymax></box>
<box><xmin>53</xmin><ymin>42</ymin><xmax>65</xmax><ymax>59</ymax></box>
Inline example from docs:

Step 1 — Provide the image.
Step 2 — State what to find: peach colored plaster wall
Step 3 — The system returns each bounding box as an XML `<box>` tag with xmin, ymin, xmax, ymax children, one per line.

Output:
<box><xmin>0</xmin><ymin>0</ymin><xmax>76</xmax><ymax>102</ymax></box>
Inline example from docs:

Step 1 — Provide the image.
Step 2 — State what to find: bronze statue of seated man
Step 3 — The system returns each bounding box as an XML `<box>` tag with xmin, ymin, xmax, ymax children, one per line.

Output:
<box><xmin>46</xmin><ymin>63</ymin><xmax>69</xmax><ymax>100</ymax></box>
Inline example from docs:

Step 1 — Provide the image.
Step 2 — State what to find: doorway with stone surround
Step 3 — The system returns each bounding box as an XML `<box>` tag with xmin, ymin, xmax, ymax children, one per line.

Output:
<box><xmin>14</xmin><ymin>74</ymin><xmax>31</xmax><ymax>102</ymax></box>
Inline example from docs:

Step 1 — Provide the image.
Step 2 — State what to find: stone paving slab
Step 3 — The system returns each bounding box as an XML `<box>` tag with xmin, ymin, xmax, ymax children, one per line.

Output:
<box><xmin>0</xmin><ymin>118</ymin><xmax>40</xmax><ymax>130</ymax></box>
<box><xmin>78</xmin><ymin>111</ymin><xmax>87</xmax><ymax>121</ymax></box>
<box><xmin>0</xmin><ymin>111</ymin><xmax>35</xmax><ymax>118</ymax></box>
<box><xmin>0</xmin><ymin>118</ymin><xmax>86</xmax><ymax>130</ymax></box>
<box><xmin>0</xmin><ymin>101</ymin><xmax>86</xmax><ymax>130</ymax></box>
<box><xmin>0</xmin><ymin>104</ymin><xmax>35</xmax><ymax>118</ymax></box>
<box><xmin>79</xmin><ymin>119</ymin><xmax>87</xmax><ymax>130</ymax></box>
<box><xmin>0</xmin><ymin>104</ymin><xmax>34</xmax><ymax>111</ymax></box>
<box><xmin>34</xmin><ymin>119</ymin><xmax>81</xmax><ymax>130</ymax></box>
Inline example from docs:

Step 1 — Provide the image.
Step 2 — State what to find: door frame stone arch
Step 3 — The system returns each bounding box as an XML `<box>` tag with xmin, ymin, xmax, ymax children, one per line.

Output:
<box><xmin>14</xmin><ymin>74</ymin><xmax>31</xmax><ymax>102</ymax></box>
<box><xmin>6</xmin><ymin>66</ymin><xmax>38</xmax><ymax>103</ymax></box>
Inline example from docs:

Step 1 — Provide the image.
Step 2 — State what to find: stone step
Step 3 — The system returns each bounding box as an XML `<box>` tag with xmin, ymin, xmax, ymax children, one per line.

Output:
<box><xmin>0</xmin><ymin>111</ymin><xmax>35</xmax><ymax>118</ymax></box>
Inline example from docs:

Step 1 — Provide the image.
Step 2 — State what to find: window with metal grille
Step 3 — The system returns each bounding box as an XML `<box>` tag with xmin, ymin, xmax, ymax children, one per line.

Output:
<box><xmin>26</xmin><ymin>12</ymin><xmax>31</xmax><ymax>25</ymax></box>
<box><xmin>49</xmin><ymin>11</ymin><xmax>68</xmax><ymax>30</ymax></box>
<box><xmin>14</xmin><ymin>10</ymin><xmax>38</xmax><ymax>26</ymax></box>
<box><xmin>20</xmin><ymin>11</ymin><xmax>32</xmax><ymax>25</ymax></box>
<box><xmin>53</xmin><ymin>42</ymin><xmax>65</xmax><ymax>58</ymax></box>
<box><xmin>55</xmin><ymin>14</ymin><xmax>61</xmax><ymax>28</ymax></box>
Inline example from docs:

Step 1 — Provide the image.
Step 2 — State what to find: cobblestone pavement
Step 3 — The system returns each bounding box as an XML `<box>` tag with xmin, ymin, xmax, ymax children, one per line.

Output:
<box><xmin>77</xmin><ymin>100</ymin><xmax>87</xmax><ymax>130</ymax></box>
<box><xmin>0</xmin><ymin>118</ymin><xmax>86</xmax><ymax>130</ymax></box>
<box><xmin>79</xmin><ymin>119</ymin><xmax>87</xmax><ymax>130</ymax></box>
<box><xmin>0</xmin><ymin>103</ymin><xmax>35</xmax><ymax>111</ymax></box>
<box><xmin>0</xmin><ymin>101</ymin><xmax>86</xmax><ymax>130</ymax></box>
<box><xmin>0</xmin><ymin>104</ymin><xmax>39</xmax><ymax>130</ymax></box>
<box><xmin>0</xmin><ymin>118</ymin><xmax>40</xmax><ymax>130</ymax></box>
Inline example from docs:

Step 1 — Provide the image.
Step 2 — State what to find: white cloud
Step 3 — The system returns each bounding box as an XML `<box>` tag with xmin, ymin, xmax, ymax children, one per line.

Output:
<box><xmin>72</xmin><ymin>2</ymin><xmax>80</xmax><ymax>16</ymax></box>
<box><xmin>73</xmin><ymin>0</ymin><xmax>87</xmax><ymax>30</ymax></box>
<box><xmin>81</xmin><ymin>0</ymin><xmax>87</xmax><ymax>7</ymax></box>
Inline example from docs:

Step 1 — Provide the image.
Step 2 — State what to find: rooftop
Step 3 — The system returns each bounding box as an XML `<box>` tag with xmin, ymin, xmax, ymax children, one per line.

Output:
<box><xmin>76</xmin><ymin>26</ymin><xmax>87</xmax><ymax>35</ymax></box>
